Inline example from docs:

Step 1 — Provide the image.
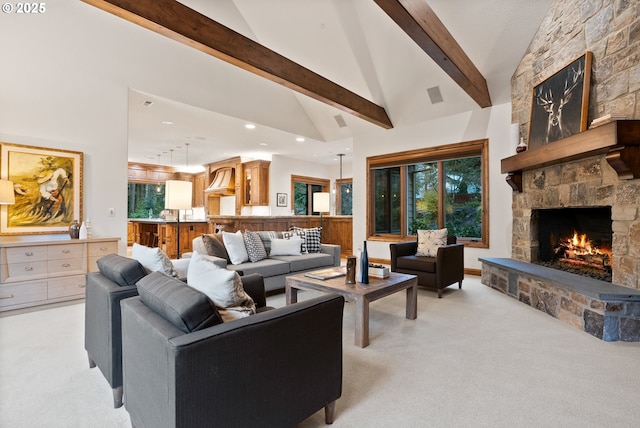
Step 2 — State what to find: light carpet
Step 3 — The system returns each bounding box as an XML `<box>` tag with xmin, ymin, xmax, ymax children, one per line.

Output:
<box><xmin>1</xmin><ymin>276</ymin><xmax>639</xmax><ymax>427</ymax></box>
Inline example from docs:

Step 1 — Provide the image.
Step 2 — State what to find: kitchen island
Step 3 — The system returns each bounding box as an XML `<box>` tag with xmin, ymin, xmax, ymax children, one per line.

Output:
<box><xmin>127</xmin><ymin>219</ymin><xmax>210</xmax><ymax>258</ymax></box>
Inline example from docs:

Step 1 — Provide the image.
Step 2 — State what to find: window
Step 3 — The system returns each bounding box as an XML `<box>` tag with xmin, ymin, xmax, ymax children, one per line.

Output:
<box><xmin>336</xmin><ymin>178</ymin><xmax>353</xmax><ymax>215</ymax></box>
<box><xmin>128</xmin><ymin>183</ymin><xmax>165</xmax><ymax>218</ymax></box>
<box><xmin>291</xmin><ymin>175</ymin><xmax>329</xmax><ymax>215</ymax></box>
<box><xmin>367</xmin><ymin>139</ymin><xmax>489</xmax><ymax>247</ymax></box>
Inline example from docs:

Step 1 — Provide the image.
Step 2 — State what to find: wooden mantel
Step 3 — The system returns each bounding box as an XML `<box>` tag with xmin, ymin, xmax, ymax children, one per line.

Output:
<box><xmin>501</xmin><ymin>120</ymin><xmax>640</xmax><ymax>192</ymax></box>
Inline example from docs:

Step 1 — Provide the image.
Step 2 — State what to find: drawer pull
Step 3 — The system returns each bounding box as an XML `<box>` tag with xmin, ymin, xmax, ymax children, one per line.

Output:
<box><xmin>62</xmin><ymin>249</ymin><xmax>71</xmax><ymax>254</ymax></box>
<box><xmin>78</xmin><ymin>284</ymin><xmax>86</xmax><ymax>288</ymax></box>
<box><xmin>0</xmin><ymin>294</ymin><xmax>14</xmax><ymax>300</ymax></box>
<box><xmin>62</xmin><ymin>263</ymin><xmax>71</xmax><ymax>267</ymax></box>
<box><xmin>25</xmin><ymin>251</ymin><xmax>34</xmax><ymax>256</ymax></box>
<box><xmin>25</xmin><ymin>267</ymin><xmax>33</xmax><ymax>271</ymax></box>
<box><xmin>100</xmin><ymin>247</ymin><xmax>108</xmax><ymax>251</ymax></box>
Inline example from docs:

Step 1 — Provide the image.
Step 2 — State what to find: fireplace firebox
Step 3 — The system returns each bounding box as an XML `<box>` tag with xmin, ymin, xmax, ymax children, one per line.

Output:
<box><xmin>533</xmin><ymin>207</ymin><xmax>612</xmax><ymax>282</ymax></box>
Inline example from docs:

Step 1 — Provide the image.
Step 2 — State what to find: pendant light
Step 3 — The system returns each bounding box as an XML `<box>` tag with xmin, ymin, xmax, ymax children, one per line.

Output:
<box><xmin>156</xmin><ymin>154</ymin><xmax>162</xmax><ymax>193</ymax></box>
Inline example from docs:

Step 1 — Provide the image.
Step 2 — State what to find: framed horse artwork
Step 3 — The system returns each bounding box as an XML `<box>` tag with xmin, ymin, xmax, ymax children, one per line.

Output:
<box><xmin>0</xmin><ymin>143</ymin><xmax>83</xmax><ymax>235</ymax></box>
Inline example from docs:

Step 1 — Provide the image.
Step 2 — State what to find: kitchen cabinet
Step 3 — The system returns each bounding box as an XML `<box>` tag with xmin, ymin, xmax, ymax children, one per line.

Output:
<box><xmin>243</xmin><ymin>160</ymin><xmax>270</xmax><ymax>206</ymax></box>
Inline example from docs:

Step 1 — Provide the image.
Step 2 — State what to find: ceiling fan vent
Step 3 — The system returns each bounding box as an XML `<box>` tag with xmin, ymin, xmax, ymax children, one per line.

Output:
<box><xmin>334</xmin><ymin>114</ymin><xmax>347</xmax><ymax>128</ymax></box>
<box><xmin>427</xmin><ymin>86</ymin><xmax>443</xmax><ymax>104</ymax></box>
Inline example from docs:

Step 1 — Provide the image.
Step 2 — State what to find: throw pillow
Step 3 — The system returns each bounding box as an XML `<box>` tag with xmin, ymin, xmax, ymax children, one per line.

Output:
<box><xmin>288</xmin><ymin>226</ymin><xmax>323</xmax><ymax>253</ymax></box>
<box><xmin>243</xmin><ymin>230</ymin><xmax>268</xmax><ymax>262</ymax></box>
<box><xmin>283</xmin><ymin>229</ymin><xmax>307</xmax><ymax>253</ymax></box>
<box><xmin>269</xmin><ymin>237</ymin><xmax>303</xmax><ymax>256</ymax></box>
<box><xmin>187</xmin><ymin>251</ymin><xmax>256</xmax><ymax>322</ymax></box>
<box><xmin>131</xmin><ymin>243</ymin><xmax>175</xmax><ymax>276</ymax></box>
<box><xmin>256</xmin><ymin>231</ymin><xmax>282</xmax><ymax>255</ymax></box>
<box><xmin>137</xmin><ymin>271</ymin><xmax>223</xmax><ymax>333</ymax></box>
<box><xmin>222</xmin><ymin>231</ymin><xmax>249</xmax><ymax>265</ymax></box>
<box><xmin>201</xmin><ymin>233</ymin><xmax>231</xmax><ymax>263</ymax></box>
<box><xmin>303</xmin><ymin>227</ymin><xmax>323</xmax><ymax>253</ymax></box>
<box><xmin>416</xmin><ymin>228</ymin><xmax>448</xmax><ymax>257</ymax></box>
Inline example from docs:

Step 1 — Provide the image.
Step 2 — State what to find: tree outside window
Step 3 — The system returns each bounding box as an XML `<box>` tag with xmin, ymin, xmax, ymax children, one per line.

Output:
<box><xmin>336</xmin><ymin>179</ymin><xmax>353</xmax><ymax>215</ymax></box>
<box><xmin>292</xmin><ymin>175</ymin><xmax>329</xmax><ymax>215</ymax></box>
<box><xmin>128</xmin><ymin>183</ymin><xmax>165</xmax><ymax>218</ymax></box>
<box><xmin>368</xmin><ymin>139</ymin><xmax>488</xmax><ymax>247</ymax></box>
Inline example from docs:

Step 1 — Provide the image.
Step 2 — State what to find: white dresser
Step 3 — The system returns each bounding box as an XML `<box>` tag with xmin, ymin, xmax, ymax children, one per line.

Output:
<box><xmin>0</xmin><ymin>236</ymin><xmax>120</xmax><ymax>311</ymax></box>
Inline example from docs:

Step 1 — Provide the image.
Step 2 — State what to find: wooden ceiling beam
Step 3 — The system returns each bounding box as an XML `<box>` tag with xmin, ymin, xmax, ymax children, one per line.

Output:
<box><xmin>82</xmin><ymin>0</ymin><xmax>393</xmax><ymax>129</ymax></box>
<box><xmin>374</xmin><ymin>0</ymin><xmax>492</xmax><ymax>108</ymax></box>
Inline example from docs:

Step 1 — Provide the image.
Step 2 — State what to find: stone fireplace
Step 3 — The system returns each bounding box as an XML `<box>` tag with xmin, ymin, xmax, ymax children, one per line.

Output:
<box><xmin>534</xmin><ymin>206</ymin><xmax>612</xmax><ymax>282</ymax></box>
<box><xmin>482</xmin><ymin>121</ymin><xmax>640</xmax><ymax>341</ymax></box>
<box><xmin>481</xmin><ymin>0</ymin><xmax>640</xmax><ymax>341</ymax></box>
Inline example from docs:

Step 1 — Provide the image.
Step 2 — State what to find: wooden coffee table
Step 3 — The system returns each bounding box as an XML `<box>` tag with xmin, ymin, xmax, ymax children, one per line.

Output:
<box><xmin>286</xmin><ymin>271</ymin><xmax>418</xmax><ymax>348</ymax></box>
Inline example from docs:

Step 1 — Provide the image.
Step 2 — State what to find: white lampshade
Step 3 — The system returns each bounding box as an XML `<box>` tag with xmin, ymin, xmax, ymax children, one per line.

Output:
<box><xmin>313</xmin><ymin>192</ymin><xmax>330</xmax><ymax>213</ymax></box>
<box><xmin>0</xmin><ymin>179</ymin><xmax>15</xmax><ymax>205</ymax></box>
<box><xmin>164</xmin><ymin>180</ymin><xmax>193</xmax><ymax>210</ymax></box>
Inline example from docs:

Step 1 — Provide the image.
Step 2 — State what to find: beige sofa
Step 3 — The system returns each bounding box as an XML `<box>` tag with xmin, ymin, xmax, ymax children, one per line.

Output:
<box><xmin>191</xmin><ymin>235</ymin><xmax>341</xmax><ymax>293</ymax></box>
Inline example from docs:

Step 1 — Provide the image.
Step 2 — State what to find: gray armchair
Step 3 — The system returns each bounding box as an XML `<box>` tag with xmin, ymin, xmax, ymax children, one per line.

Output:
<box><xmin>85</xmin><ymin>254</ymin><xmax>146</xmax><ymax>408</ymax></box>
<box><xmin>121</xmin><ymin>271</ymin><xmax>345</xmax><ymax>428</ymax></box>
<box><xmin>85</xmin><ymin>254</ymin><xmax>270</xmax><ymax>408</ymax></box>
<box><xmin>390</xmin><ymin>236</ymin><xmax>464</xmax><ymax>298</ymax></box>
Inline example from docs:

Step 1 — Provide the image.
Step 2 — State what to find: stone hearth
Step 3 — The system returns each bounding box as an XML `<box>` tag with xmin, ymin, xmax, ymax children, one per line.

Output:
<box><xmin>481</xmin><ymin>258</ymin><xmax>640</xmax><ymax>341</ymax></box>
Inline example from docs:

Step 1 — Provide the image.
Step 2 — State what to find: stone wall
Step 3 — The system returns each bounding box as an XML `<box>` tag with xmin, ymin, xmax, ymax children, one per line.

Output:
<box><xmin>509</xmin><ymin>0</ymin><xmax>640</xmax><ymax>290</ymax></box>
<box><xmin>512</xmin><ymin>0</ymin><xmax>640</xmax><ymax>138</ymax></box>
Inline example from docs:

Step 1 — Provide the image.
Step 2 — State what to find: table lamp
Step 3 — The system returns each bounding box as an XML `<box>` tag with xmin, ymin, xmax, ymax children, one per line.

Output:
<box><xmin>313</xmin><ymin>192</ymin><xmax>330</xmax><ymax>230</ymax></box>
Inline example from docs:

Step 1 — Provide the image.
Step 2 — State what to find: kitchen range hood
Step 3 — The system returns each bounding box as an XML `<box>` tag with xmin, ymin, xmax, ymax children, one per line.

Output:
<box><xmin>204</xmin><ymin>167</ymin><xmax>235</xmax><ymax>196</ymax></box>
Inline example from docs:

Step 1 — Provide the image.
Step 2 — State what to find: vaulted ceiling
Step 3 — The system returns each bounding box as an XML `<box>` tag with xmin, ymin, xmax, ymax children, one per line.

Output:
<box><xmin>91</xmin><ymin>0</ymin><xmax>552</xmax><ymax>168</ymax></box>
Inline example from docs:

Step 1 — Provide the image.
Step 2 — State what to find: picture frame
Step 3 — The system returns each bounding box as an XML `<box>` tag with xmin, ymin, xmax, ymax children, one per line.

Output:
<box><xmin>277</xmin><ymin>192</ymin><xmax>287</xmax><ymax>207</ymax></box>
<box><xmin>1</xmin><ymin>143</ymin><xmax>83</xmax><ymax>235</ymax></box>
<box><xmin>528</xmin><ymin>51</ymin><xmax>592</xmax><ymax>150</ymax></box>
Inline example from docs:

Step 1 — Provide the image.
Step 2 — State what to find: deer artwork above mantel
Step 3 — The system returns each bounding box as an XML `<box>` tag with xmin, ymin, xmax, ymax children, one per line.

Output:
<box><xmin>535</xmin><ymin>64</ymin><xmax>585</xmax><ymax>144</ymax></box>
<box><xmin>528</xmin><ymin>52</ymin><xmax>592</xmax><ymax>151</ymax></box>
<box><xmin>501</xmin><ymin>120</ymin><xmax>640</xmax><ymax>192</ymax></box>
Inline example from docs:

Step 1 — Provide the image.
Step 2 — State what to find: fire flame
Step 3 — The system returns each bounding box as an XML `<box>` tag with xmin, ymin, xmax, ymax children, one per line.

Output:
<box><xmin>560</xmin><ymin>231</ymin><xmax>609</xmax><ymax>258</ymax></box>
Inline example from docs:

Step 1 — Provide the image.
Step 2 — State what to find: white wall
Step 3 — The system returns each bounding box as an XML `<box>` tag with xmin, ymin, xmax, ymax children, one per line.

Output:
<box><xmin>269</xmin><ymin>155</ymin><xmax>333</xmax><ymax>216</ymax></box>
<box><xmin>0</xmin><ymin>3</ymin><xmax>132</xmax><ymax>253</ymax></box>
<box><xmin>351</xmin><ymin>104</ymin><xmax>514</xmax><ymax>270</ymax></box>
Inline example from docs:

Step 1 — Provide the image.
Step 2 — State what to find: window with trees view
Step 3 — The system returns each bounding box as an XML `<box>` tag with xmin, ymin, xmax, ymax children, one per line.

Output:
<box><xmin>368</xmin><ymin>139</ymin><xmax>488</xmax><ymax>247</ymax></box>
<box><xmin>291</xmin><ymin>175</ymin><xmax>330</xmax><ymax>215</ymax></box>
<box><xmin>128</xmin><ymin>183</ymin><xmax>165</xmax><ymax>218</ymax></box>
<box><xmin>336</xmin><ymin>179</ymin><xmax>353</xmax><ymax>215</ymax></box>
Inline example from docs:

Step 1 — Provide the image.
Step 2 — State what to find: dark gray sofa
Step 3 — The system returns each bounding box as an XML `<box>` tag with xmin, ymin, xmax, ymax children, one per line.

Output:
<box><xmin>121</xmin><ymin>272</ymin><xmax>345</xmax><ymax>428</ymax></box>
<box><xmin>84</xmin><ymin>254</ymin><xmax>269</xmax><ymax>408</ymax></box>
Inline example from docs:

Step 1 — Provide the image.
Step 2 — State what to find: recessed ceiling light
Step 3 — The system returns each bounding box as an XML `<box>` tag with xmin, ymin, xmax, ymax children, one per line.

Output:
<box><xmin>161</xmin><ymin>121</ymin><xmax>173</xmax><ymax>125</ymax></box>
<box><xmin>296</xmin><ymin>137</ymin><xmax>305</xmax><ymax>142</ymax></box>
<box><xmin>245</xmin><ymin>123</ymin><xmax>256</xmax><ymax>129</ymax></box>
<box><xmin>259</xmin><ymin>142</ymin><xmax>268</xmax><ymax>146</ymax></box>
